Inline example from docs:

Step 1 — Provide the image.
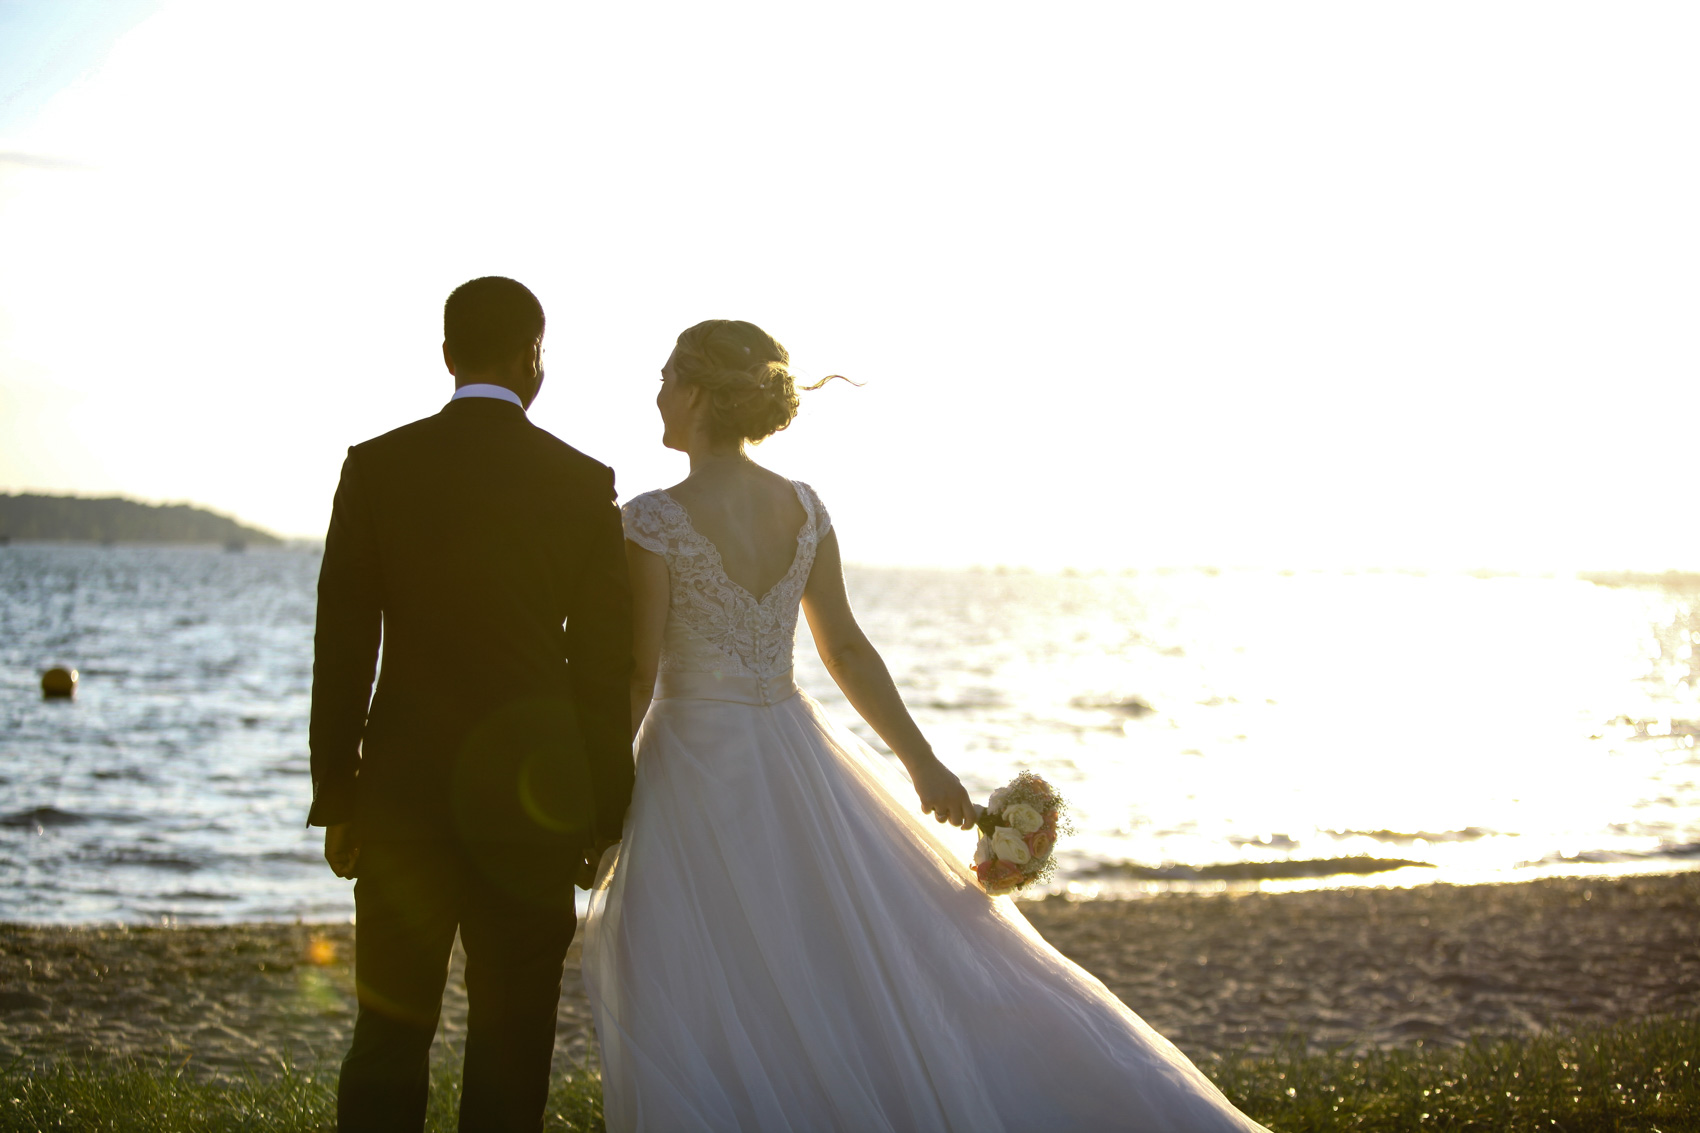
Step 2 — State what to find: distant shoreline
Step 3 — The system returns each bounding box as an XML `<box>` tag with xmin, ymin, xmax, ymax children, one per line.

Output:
<box><xmin>0</xmin><ymin>492</ymin><xmax>282</xmax><ymax>547</ymax></box>
<box><xmin>0</xmin><ymin>538</ymin><xmax>318</xmax><ymax>550</ymax></box>
<box><xmin>1580</xmin><ymin>569</ymin><xmax>1700</xmax><ymax>590</ymax></box>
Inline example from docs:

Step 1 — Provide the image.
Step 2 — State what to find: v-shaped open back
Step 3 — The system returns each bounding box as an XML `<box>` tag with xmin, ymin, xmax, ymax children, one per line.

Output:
<box><xmin>654</xmin><ymin>484</ymin><xmax>811</xmax><ymax>605</ymax></box>
<box><xmin>622</xmin><ymin>481</ymin><xmax>833</xmax><ymax>680</ymax></box>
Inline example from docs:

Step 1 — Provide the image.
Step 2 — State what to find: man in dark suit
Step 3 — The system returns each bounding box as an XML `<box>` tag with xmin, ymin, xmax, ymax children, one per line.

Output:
<box><xmin>308</xmin><ymin>276</ymin><xmax>633</xmax><ymax>1132</ymax></box>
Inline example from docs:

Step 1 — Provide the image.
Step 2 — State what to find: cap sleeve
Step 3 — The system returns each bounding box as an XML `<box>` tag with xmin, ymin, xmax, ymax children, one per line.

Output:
<box><xmin>798</xmin><ymin>482</ymin><xmax>832</xmax><ymax>539</ymax></box>
<box><xmin>621</xmin><ymin>492</ymin><xmax>669</xmax><ymax>556</ymax></box>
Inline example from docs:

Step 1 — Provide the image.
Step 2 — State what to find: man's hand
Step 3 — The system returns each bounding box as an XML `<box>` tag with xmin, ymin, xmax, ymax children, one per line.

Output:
<box><xmin>575</xmin><ymin>837</ymin><xmax>619</xmax><ymax>890</ymax></box>
<box><xmin>910</xmin><ymin>756</ymin><xmax>976</xmax><ymax>829</ymax></box>
<box><xmin>325</xmin><ymin>822</ymin><xmax>361</xmax><ymax>879</ymax></box>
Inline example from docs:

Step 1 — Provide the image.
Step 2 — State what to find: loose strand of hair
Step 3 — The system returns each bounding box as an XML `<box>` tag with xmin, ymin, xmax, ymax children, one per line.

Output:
<box><xmin>798</xmin><ymin>373</ymin><xmax>863</xmax><ymax>392</ymax></box>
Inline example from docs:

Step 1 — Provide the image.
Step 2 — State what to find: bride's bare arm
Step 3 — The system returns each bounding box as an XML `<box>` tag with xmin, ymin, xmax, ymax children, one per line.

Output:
<box><xmin>627</xmin><ymin>541</ymin><xmax>669</xmax><ymax>733</ymax></box>
<box><xmin>801</xmin><ymin>530</ymin><xmax>975</xmax><ymax>829</ymax></box>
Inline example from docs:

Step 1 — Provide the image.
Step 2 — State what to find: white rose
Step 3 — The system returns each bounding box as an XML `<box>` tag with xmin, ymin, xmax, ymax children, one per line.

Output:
<box><xmin>991</xmin><ymin>826</ymin><xmax>1031</xmax><ymax>865</ymax></box>
<box><xmin>1002</xmin><ymin>803</ymin><xmax>1043</xmax><ymax>835</ymax></box>
<box><xmin>973</xmin><ymin>836</ymin><xmax>993</xmax><ymax>866</ymax></box>
<box><xmin>987</xmin><ymin>786</ymin><xmax>1011</xmax><ymax>813</ymax></box>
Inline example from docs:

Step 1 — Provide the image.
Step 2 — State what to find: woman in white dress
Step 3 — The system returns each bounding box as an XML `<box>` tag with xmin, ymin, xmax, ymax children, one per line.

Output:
<box><xmin>582</xmin><ymin>319</ymin><xmax>1269</xmax><ymax>1132</ymax></box>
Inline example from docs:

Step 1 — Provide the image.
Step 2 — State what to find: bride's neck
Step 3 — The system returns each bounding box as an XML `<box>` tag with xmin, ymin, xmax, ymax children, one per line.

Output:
<box><xmin>685</xmin><ymin>440</ymin><xmax>752</xmax><ymax>477</ymax></box>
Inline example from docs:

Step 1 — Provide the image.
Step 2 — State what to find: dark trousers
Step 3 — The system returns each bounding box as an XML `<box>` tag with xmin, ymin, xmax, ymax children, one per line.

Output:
<box><xmin>336</xmin><ymin>840</ymin><xmax>578</xmax><ymax>1133</ymax></box>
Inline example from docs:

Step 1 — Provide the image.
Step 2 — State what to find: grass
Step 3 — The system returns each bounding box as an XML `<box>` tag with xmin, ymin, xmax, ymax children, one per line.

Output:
<box><xmin>1</xmin><ymin>1015</ymin><xmax>1693</xmax><ymax>1131</ymax></box>
<box><xmin>0</xmin><ymin>1059</ymin><xmax>603</xmax><ymax>1132</ymax></box>
<box><xmin>1205</xmin><ymin>1013</ymin><xmax>1700</xmax><ymax>1131</ymax></box>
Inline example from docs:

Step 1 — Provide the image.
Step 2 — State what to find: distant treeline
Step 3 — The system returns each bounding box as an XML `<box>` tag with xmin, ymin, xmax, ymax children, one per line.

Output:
<box><xmin>0</xmin><ymin>493</ymin><xmax>282</xmax><ymax>546</ymax></box>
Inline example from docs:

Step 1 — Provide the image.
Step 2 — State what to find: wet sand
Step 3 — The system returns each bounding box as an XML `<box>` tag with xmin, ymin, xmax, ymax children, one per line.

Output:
<box><xmin>1</xmin><ymin>873</ymin><xmax>1695</xmax><ymax>1080</ymax></box>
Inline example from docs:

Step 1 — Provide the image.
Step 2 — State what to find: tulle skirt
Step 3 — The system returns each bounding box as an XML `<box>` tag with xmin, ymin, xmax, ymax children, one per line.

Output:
<box><xmin>582</xmin><ymin>685</ymin><xmax>1268</xmax><ymax>1133</ymax></box>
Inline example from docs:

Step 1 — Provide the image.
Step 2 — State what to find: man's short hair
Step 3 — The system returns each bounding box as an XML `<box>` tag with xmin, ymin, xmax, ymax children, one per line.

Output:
<box><xmin>443</xmin><ymin>277</ymin><xmax>545</xmax><ymax>372</ymax></box>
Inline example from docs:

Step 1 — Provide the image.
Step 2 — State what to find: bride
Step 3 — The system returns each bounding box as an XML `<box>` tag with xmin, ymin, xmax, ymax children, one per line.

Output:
<box><xmin>582</xmin><ymin>320</ymin><xmax>1268</xmax><ymax>1132</ymax></box>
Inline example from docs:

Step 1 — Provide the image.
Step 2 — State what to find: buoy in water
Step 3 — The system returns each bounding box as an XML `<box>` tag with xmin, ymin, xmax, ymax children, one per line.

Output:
<box><xmin>41</xmin><ymin>667</ymin><xmax>78</xmax><ymax>699</ymax></box>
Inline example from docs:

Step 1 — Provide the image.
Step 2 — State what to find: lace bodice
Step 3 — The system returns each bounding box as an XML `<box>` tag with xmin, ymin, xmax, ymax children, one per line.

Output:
<box><xmin>623</xmin><ymin>482</ymin><xmax>831</xmax><ymax>680</ymax></box>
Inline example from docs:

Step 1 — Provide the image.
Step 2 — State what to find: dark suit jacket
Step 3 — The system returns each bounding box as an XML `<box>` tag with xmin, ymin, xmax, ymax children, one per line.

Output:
<box><xmin>307</xmin><ymin>396</ymin><xmax>633</xmax><ymax>847</ymax></box>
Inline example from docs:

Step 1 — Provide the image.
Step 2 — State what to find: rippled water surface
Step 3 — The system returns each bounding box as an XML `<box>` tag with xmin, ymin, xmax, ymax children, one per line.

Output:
<box><xmin>2</xmin><ymin>545</ymin><xmax>320</xmax><ymax>922</ymax></box>
<box><xmin>3</xmin><ymin>545</ymin><xmax>1697</xmax><ymax>922</ymax></box>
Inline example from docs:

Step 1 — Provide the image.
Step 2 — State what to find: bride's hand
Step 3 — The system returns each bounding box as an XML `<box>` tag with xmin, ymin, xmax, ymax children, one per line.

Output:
<box><xmin>576</xmin><ymin>837</ymin><xmax>619</xmax><ymax>890</ymax></box>
<box><xmin>910</xmin><ymin>757</ymin><xmax>975</xmax><ymax>830</ymax></box>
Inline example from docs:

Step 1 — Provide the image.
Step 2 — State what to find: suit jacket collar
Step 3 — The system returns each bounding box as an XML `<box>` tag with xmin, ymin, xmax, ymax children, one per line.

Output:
<box><xmin>441</xmin><ymin>396</ymin><xmax>528</xmax><ymax>420</ymax></box>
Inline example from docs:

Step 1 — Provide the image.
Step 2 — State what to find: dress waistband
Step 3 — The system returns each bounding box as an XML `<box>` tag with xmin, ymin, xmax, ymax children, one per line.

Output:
<box><xmin>653</xmin><ymin>668</ymin><xmax>798</xmax><ymax>707</ymax></box>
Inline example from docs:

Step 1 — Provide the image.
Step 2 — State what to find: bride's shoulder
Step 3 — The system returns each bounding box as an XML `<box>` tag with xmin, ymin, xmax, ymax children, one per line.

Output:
<box><xmin>620</xmin><ymin>489</ymin><xmax>678</xmax><ymax>554</ymax></box>
<box><xmin>790</xmin><ymin>480</ymin><xmax>833</xmax><ymax>535</ymax></box>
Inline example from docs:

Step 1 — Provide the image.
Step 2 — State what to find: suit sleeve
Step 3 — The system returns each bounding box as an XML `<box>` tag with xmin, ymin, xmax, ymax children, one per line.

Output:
<box><xmin>307</xmin><ymin>449</ymin><xmax>383</xmax><ymax>827</ymax></box>
<box><xmin>565</xmin><ymin>465</ymin><xmax>636</xmax><ymax>842</ymax></box>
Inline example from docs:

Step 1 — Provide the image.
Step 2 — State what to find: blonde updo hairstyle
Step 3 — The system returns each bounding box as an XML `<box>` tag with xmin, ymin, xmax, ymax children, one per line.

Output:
<box><xmin>671</xmin><ymin>319</ymin><xmax>842</xmax><ymax>445</ymax></box>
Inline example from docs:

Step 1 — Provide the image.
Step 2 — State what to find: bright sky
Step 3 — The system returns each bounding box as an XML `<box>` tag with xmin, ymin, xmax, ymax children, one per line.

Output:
<box><xmin>1</xmin><ymin>1</ymin><xmax>1696</xmax><ymax>571</ymax></box>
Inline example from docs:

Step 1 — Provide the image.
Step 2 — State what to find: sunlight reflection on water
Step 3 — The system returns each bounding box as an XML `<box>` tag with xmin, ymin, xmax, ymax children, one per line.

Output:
<box><xmin>800</xmin><ymin>567</ymin><xmax>1700</xmax><ymax>897</ymax></box>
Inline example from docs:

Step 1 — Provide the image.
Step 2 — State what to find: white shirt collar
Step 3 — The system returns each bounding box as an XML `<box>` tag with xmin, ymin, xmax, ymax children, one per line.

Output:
<box><xmin>450</xmin><ymin>383</ymin><xmax>525</xmax><ymax>410</ymax></box>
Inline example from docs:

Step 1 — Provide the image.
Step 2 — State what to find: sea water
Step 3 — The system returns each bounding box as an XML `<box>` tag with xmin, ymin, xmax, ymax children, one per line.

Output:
<box><xmin>1</xmin><ymin>544</ymin><xmax>1696</xmax><ymax>923</ymax></box>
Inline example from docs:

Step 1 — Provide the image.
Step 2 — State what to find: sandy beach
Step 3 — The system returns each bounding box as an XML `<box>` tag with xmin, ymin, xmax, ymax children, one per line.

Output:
<box><xmin>1</xmin><ymin>873</ymin><xmax>1695</xmax><ymax>1081</ymax></box>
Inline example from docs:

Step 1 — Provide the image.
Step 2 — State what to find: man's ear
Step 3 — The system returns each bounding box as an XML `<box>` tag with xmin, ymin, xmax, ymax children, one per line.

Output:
<box><xmin>525</xmin><ymin>345</ymin><xmax>545</xmax><ymax>408</ymax></box>
<box><xmin>442</xmin><ymin>341</ymin><xmax>457</xmax><ymax>377</ymax></box>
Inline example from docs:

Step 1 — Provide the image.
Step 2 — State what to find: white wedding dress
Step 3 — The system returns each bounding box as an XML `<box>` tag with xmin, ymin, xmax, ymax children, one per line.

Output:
<box><xmin>583</xmin><ymin>482</ymin><xmax>1268</xmax><ymax>1132</ymax></box>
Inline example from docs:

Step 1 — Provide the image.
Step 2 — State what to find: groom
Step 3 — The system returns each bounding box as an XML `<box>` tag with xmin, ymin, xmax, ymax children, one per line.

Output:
<box><xmin>308</xmin><ymin>276</ymin><xmax>633</xmax><ymax>1131</ymax></box>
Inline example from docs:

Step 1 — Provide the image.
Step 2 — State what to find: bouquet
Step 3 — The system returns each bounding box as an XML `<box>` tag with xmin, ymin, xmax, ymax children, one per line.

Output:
<box><xmin>970</xmin><ymin>771</ymin><xmax>1068</xmax><ymax>895</ymax></box>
